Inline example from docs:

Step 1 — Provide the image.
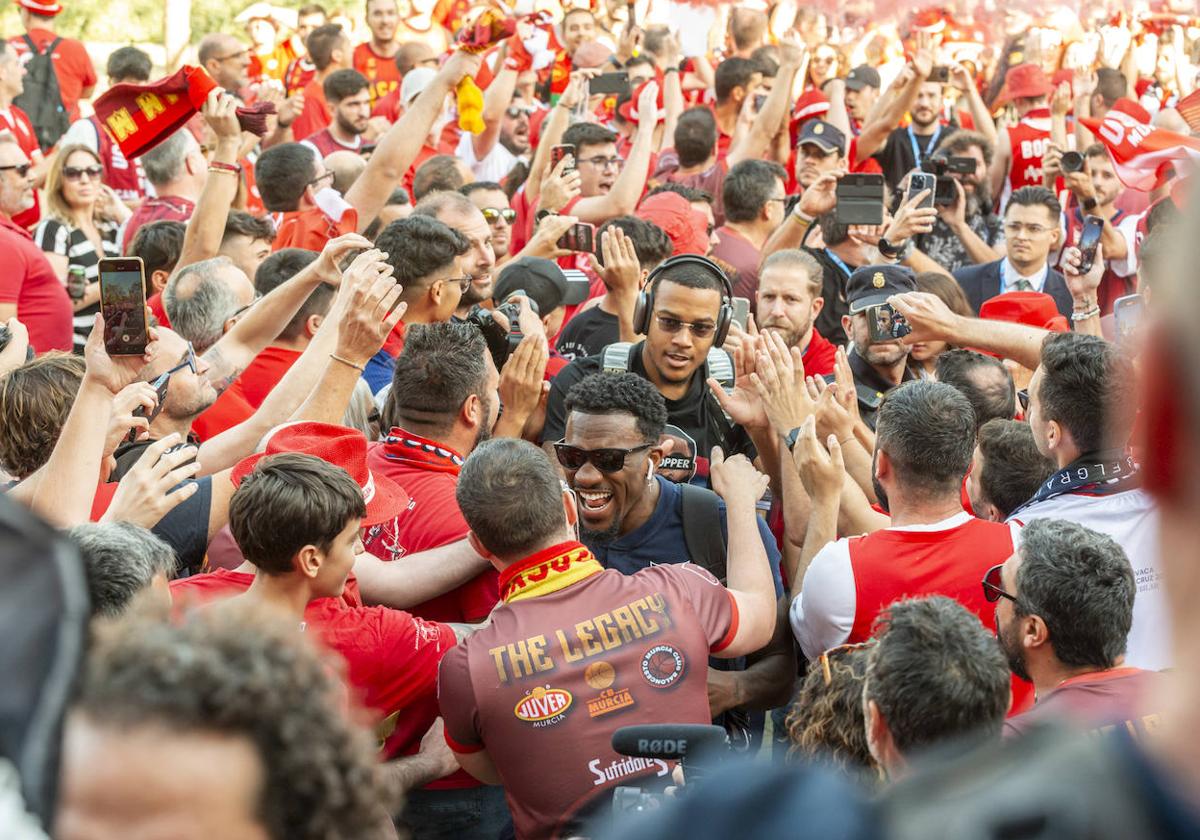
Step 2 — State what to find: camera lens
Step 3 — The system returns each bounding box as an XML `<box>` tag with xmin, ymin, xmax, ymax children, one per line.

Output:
<box><xmin>1061</xmin><ymin>151</ymin><xmax>1085</xmax><ymax>173</ymax></box>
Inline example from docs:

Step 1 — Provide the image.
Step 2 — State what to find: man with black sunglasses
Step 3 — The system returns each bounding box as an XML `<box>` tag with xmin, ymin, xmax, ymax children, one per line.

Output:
<box><xmin>0</xmin><ymin>132</ymin><xmax>72</xmax><ymax>353</ymax></box>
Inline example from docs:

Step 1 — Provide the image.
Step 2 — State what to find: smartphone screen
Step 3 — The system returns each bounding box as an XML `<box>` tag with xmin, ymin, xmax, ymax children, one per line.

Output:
<box><xmin>558</xmin><ymin>222</ymin><xmax>596</xmax><ymax>253</ymax></box>
<box><xmin>731</xmin><ymin>297</ymin><xmax>750</xmax><ymax>331</ymax></box>
<box><xmin>1113</xmin><ymin>294</ymin><xmax>1142</xmax><ymax>346</ymax></box>
<box><xmin>99</xmin><ymin>257</ymin><xmax>148</xmax><ymax>355</ymax></box>
<box><xmin>590</xmin><ymin>72</ymin><xmax>631</xmax><ymax>97</ymax></box>
<box><xmin>908</xmin><ymin>173</ymin><xmax>936</xmax><ymax>209</ymax></box>
<box><xmin>1077</xmin><ymin>216</ymin><xmax>1105</xmax><ymax>273</ymax></box>
<box><xmin>551</xmin><ymin>143</ymin><xmax>575</xmax><ymax>174</ymax></box>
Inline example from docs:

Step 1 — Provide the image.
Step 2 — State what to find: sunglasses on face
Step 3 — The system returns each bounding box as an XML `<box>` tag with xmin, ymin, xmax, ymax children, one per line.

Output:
<box><xmin>654</xmin><ymin>313</ymin><xmax>716</xmax><ymax>339</ymax></box>
<box><xmin>63</xmin><ymin>165</ymin><xmax>103</xmax><ymax>182</ymax></box>
<box><xmin>481</xmin><ymin>207</ymin><xmax>517</xmax><ymax>224</ymax></box>
<box><xmin>505</xmin><ymin>105</ymin><xmax>534</xmax><ymax>119</ymax></box>
<box><xmin>553</xmin><ymin>442</ymin><xmax>652</xmax><ymax>474</ymax></box>
<box><xmin>982</xmin><ymin>564</ymin><xmax>1019</xmax><ymax>604</ymax></box>
<box><xmin>146</xmin><ymin>342</ymin><xmax>198</xmax><ymax>393</ymax></box>
<box><xmin>0</xmin><ymin>163</ymin><xmax>32</xmax><ymax>177</ymax></box>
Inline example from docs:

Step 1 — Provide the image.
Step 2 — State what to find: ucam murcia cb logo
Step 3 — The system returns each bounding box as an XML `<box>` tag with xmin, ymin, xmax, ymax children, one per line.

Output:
<box><xmin>641</xmin><ymin>644</ymin><xmax>685</xmax><ymax>688</ymax></box>
<box><xmin>514</xmin><ymin>685</ymin><xmax>572</xmax><ymax>727</ymax></box>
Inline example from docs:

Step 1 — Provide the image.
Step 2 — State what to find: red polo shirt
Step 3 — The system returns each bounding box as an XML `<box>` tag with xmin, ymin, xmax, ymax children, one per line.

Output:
<box><xmin>0</xmin><ymin>213</ymin><xmax>72</xmax><ymax>352</ymax></box>
<box><xmin>800</xmin><ymin>328</ymin><xmax>837</xmax><ymax>377</ymax></box>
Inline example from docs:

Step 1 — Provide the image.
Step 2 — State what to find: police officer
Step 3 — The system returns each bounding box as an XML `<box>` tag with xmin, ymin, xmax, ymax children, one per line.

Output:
<box><xmin>827</xmin><ymin>264</ymin><xmax>918</xmax><ymax>430</ymax></box>
<box><xmin>439</xmin><ymin>437</ymin><xmax>778</xmax><ymax>840</ymax></box>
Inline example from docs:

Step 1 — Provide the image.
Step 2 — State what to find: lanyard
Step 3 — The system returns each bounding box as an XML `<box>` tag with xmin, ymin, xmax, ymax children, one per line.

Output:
<box><xmin>824</xmin><ymin>249</ymin><xmax>852</xmax><ymax>278</ymax></box>
<box><xmin>907</xmin><ymin>124</ymin><xmax>942</xmax><ymax>165</ymax></box>
<box><xmin>1010</xmin><ymin>454</ymin><xmax>1139</xmax><ymax>518</ymax></box>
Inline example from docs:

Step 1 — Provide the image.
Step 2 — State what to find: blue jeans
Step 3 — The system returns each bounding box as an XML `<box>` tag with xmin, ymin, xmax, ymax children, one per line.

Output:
<box><xmin>400</xmin><ymin>785</ymin><xmax>511</xmax><ymax>840</ymax></box>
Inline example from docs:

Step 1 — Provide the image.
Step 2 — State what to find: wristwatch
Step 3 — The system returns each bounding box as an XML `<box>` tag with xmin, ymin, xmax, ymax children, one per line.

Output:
<box><xmin>783</xmin><ymin>426</ymin><xmax>804</xmax><ymax>453</ymax></box>
<box><xmin>535</xmin><ymin>208</ymin><xmax>556</xmax><ymax>224</ymax></box>
<box><xmin>877</xmin><ymin>236</ymin><xmax>905</xmax><ymax>260</ymax></box>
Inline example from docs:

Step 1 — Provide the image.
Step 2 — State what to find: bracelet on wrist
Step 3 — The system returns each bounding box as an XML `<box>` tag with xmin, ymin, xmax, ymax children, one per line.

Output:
<box><xmin>208</xmin><ymin>160</ymin><xmax>241</xmax><ymax>175</ymax></box>
<box><xmin>330</xmin><ymin>353</ymin><xmax>365</xmax><ymax>372</ymax></box>
<box><xmin>1070</xmin><ymin>306</ymin><xmax>1100</xmax><ymax>322</ymax></box>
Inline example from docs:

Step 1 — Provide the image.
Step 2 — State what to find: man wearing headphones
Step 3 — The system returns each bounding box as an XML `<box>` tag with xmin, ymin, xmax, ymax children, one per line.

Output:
<box><xmin>541</xmin><ymin>256</ymin><xmax>765</xmax><ymax>487</ymax></box>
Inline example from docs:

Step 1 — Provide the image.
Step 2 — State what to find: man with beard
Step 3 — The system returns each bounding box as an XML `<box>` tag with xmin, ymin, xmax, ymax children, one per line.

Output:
<box><xmin>462</xmin><ymin>181</ymin><xmax>515</xmax><ymax>261</ymax></box>
<box><xmin>300</xmin><ymin>68</ymin><xmax>373</xmax><ymax>158</ymax></box>
<box><xmin>790</xmin><ymin>381</ymin><xmax>1020</xmax><ymax>692</ymax></box>
<box><xmin>916</xmin><ymin>130</ymin><xmax>1004</xmax><ymax>272</ymax></box>
<box><xmin>365</xmin><ymin>322</ymin><xmax>511</xmax><ymax>838</ymax></box>
<box><xmin>354</xmin><ymin>0</ymin><xmax>403</xmax><ymax>105</ymax></box>
<box><xmin>990</xmin><ymin>518</ymin><xmax>1162</xmax><ymax>738</ymax></box>
<box><xmin>413</xmin><ymin>191</ymin><xmax>496</xmax><ymax>319</ymax></box>
<box><xmin>743</xmin><ymin>249</ymin><xmax>836</xmax><ymax>377</ymax></box>
<box><xmin>793</xmin><ymin>120</ymin><xmax>847</xmax><ymax>193</ymax></box>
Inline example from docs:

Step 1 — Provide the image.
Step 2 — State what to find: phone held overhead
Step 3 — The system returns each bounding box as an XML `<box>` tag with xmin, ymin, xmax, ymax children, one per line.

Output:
<box><xmin>98</xmin><ymin>257</ymin><xmax>149</xmax><ymax>356</ymax></box>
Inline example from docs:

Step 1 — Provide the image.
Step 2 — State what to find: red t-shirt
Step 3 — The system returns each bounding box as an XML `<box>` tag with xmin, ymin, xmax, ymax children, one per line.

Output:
<box><xmin>122</xmin><ymin>195</ymin><xmax>194</xmax><ymax>254</ymax></box>
<box><xmin>402</xmin><ymin>144</ymin><xmax>439</xmax><ymax>202</ymax></box>
<box><xmin>190</xmin><ymin>385</ymin><xmax>255</xmax><ymax>442</ymax></box>
<box><xmin>800</xmin><ymin>328</ymin><xmax>837</xmax><ymax>377</ymax></box>
<box><xmin>711</xmin><ymin>226</ymin><xmax>762</xmax><ymax>299</ymax></box>
<box><xmin>439</xmin><ymin>542</ymin><xmax>736</xmax><ymax>840</ymax></box>
<box><xmin>0</xmin><ymin>213</ymin><xmax>72</xmax><ymax>352</ymax></box>
<box><xmin>0</xmin><ymin>106</ymin><xmax>40</xmax><ymax>229</ymax></box>
<box><xmin>365</xmin><ymin>430</ymin><xmax>499</xmax><ymax>623</ymax></box>
<box><xmin>372</xmin><ymin>87</ymin><xmax>402</xmax><ymax>123</ymax></box>
<box><xmin>170</xmin><ymin>568</ymin><xmax>457</xmax><ymax>760</ymax></box>
<box><xmin>147</xmin><ymin>292</ymin><xmax>170</xmax><ymax>328</ymax></box>
<box><xmin>10</xmin><ymin>29</ymin><xmax>97</xmax><ymax>122</ymax></box>
<box><xmin>236</xmin><ymin>345</ymin><xmax>302</xmax><ymax>408</ymax></box>
<box><xmin>273</xmin><ymin>206</ymin><xmax>358</xmax><ymax>252</ymax></box>
<box><xmin>291</xmin><ymin>77</ymin><xmax>330</xmax><ymax>142</ymax></box>
<box><xmin>353</xmin><ymin>42</ymin><xmax>403</xmax><ymax>106</ymax></box>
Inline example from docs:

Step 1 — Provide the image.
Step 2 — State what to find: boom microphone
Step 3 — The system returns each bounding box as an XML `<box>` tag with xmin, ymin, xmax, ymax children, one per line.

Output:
<box><xmin>611</xmin><ymin>724</ymin><xmax>727</xmax><ymax>761</ymax></box>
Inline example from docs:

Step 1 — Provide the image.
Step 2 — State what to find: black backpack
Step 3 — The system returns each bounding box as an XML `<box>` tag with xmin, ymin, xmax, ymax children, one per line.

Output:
<box><xmin>14</xmin><ymin>36</ymin><xmax>70</xmax><ymax>153</ymax></box>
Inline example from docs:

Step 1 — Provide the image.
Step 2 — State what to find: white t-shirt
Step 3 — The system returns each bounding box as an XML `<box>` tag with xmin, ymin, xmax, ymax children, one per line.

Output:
<box><xmin>1009</xmin><ymin>488</ymin><xmax>1169</xmax><ymax>672</ymax></box>
<box><xmin>455</xmin><ymin>131</ymin><xmax>524</xmax><ymax>183</ymax></box>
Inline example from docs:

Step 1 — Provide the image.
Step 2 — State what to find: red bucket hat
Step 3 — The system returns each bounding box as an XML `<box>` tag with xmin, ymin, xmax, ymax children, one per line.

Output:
<box><xmin>1004</xmin><ymin>63</ymin><xmax>1052</xmax><ymax>101</ymax></box>
<box><xmin>979</xmin><ymin>291</ymin><xmax>1069</xmax><ymax>332</ymax></box>
<box><xmin>618</xmin><ymin>81</ymin><xmax>665</xmax><ymax>123</ymax></box>
<box><xmin>231</xmin><ymin>423</ymin><xmax>410</xmax><ymax>527</ymax></box>
<box><xmin>17</xmin><ymin>0</ymin><xmax>62</xmax><ymax>15</ymax></box>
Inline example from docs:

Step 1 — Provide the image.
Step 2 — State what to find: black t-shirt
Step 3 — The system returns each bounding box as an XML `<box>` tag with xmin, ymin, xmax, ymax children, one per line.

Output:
<box><xmin>151</xmin><ymin>476</ymin><xmax>213</xmax><ymax>576</ymax></box>
<box><xmin>874</xmin><ymin>124</ymin><xmax>952</xmax><ymax>191</ymax></box>
<box><xmin>541</xmin><ymin>342</ymin><xmax>755</xmax><ymax>482</ymax></box>
<box><xmin>556</xmin><ymin>306</ymin><xmax>618</xmax><ymax>362</ymax></box>
<box><xmin>803</xmin><ymin>247</ymin><xmax>856</xmax><ymax>345</ymax></box>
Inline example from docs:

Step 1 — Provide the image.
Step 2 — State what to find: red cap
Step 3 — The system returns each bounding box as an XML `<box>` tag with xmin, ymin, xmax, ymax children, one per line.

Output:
<box><xmin>618</xmin><ymin>81</ymin><xmax>665</xmax><ymax>123</ymax></box>
<box><xmin>17</xmin><ymin>0</ymin><xmax>62</xmax><ymax>15</ymax></box>
<box><xmin>1005</xmin><ymin>63</ymin><xmax>1052</xmax><ymax>101</ymax></box>
<box><xmin>231</xmin><ymin>423</ymin><xmax>410</xmax><ymax>527</ymax></box>
<box><xmin>635</xmin><ymin>192</ymin><xmax>709</xmax><ymax>257</ymax></box>
<box><xmin>979</xmin><ymin>291</ymin><xmax>1069</xmax><ymax>333</ymax></box>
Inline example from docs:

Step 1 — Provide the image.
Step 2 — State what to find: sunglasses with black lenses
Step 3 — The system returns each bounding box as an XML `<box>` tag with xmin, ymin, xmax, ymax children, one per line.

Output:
<box><xmin>553</xmin><ymin>442</ymin><xmax>652</xmax><ymax>474</ymax></box>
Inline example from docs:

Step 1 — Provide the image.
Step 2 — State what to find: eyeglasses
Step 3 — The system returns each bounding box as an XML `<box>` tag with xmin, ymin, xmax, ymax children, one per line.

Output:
<box><xmin>765</xmin><ymin>197</ymin><xmax>788</xmax><ymax>206</ymax></box>
<box><xmin>307</xmin><ymin>170</ymin><xmax>334</xmax><ymax>189</ymax></box>
<box><xmin>481</xmin><ymin>207</ymin><xmax>517</xmax><ymax>224</ymax></box>
<box><xmin>1016</xmin><ymin>389</ymin><xmax>1029</xmax><ymax>413</ymax></box>
<box><xmin>982</xmin><ymin>564</ymin><xmax>1019</xmax><ymax>605</ymax></box>
<box><xmin>63</xmin><ymin>165</ymin><xmax>103</xmax><ymax>182</ymax></box>
<box><xmin>435</xmin><ymin>275</ymin><xmax>472</xmax><ymax>293</ymax></box>
<box><xmin>0</xmin><ymin>163</ymin><xmax>32</xmax><ymax>177</ymax></box>
<box><xmin>553</xmin><ymin>442</ymin><xmax>652</xmax><ymax>474</ymax></box>
<box><xmin>214</xmin><ymin>49</ymin><xmax>250</xmax><ymax>62</ymax></box>
<box><xmin>818</xmin><ymin>641</ymin><xmax>873</xmax><ymax>686</ymax></box>
<box><xmin>653</xmin><ymin>313</ymin><xmax>716</xmax><ymax>339</ymax></box>
<box><xmin>1003</xmin><ymin>221</ymin><xmax>1053</xmax><ymax>236</ymax></box>
<box><xmin>578</xmin><ymin>156</ymin><xmax>625</xmax><ymax>171</ymax></box>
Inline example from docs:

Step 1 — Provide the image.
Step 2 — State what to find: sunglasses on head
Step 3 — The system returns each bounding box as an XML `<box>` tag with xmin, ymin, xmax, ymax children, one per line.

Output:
<box><xmin>553</xmin><ymin>442</ymin><xmax>652</xmax><ymax>474</ymax></box>
<box><xmin>818</xmin><ymin>640</ymin><xmax>873</xmax><ymax>686</ymax></box>
<box><xmin>63</xmin><ymin>165</ymin><xmax>103</xmax><ymax>181</ymax></box>
<box><xmin>982</xmin><ymin>564</ymin><xmax>1019</xmax><ymax>604</ymax></box>
<box><xmin>481</xmin><ymin>207</ymin><xmax>517</xmax><ymax>224</ymax></box>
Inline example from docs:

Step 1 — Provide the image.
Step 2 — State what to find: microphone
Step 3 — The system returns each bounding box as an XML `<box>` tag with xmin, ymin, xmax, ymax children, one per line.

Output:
<box><xmin>611</xmin><ymin>724</ymin><xmax>727</xmax><ymax>761</ymax></box>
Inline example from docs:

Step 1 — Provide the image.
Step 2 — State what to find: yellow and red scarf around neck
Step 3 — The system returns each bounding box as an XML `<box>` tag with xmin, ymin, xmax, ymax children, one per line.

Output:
<box><xmin>499</xmin><ymin>540</ymin><xmax>604</xmax><ymax>604</ymax></box>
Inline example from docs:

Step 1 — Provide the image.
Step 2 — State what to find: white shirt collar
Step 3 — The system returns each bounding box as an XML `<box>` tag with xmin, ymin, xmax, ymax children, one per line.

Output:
<box><xmin>1001</xmin><ymin>258</ymin><xmax>1049</xmax><ymax>293</ymax></box>
<box><xmin>886</xmin><ymin>511</ymin><xmax>973</xmax><ymax>533</ymax></box>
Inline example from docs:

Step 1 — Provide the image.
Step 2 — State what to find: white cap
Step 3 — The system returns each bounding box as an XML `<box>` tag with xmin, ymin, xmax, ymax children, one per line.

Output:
<box><xmin>401</xmin><ymin>67</ymin><xmax>438</xmax><ymax>105</ymax></box>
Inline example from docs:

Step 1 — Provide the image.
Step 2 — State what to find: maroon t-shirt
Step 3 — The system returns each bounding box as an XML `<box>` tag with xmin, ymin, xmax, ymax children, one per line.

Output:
<box><xmin>711</xmin><ymin>226</ymin><xmax>764</xmax><ymax>299</ymax></box>
<box><xmin>438</xmin><ymin>541</ymin><xmax>737</xmax><ymax>840</ymax></box>
<box><xmin>1003</xmin><ymin>667</ymin><xmax>1162</xmax><ymax>738</ymax></box>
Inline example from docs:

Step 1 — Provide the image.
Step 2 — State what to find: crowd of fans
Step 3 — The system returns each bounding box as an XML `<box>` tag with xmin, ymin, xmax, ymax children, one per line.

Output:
<box><xmin>0</xmin><ymin>0</ymin><xmax>1196</xmax><ymax>838</ymax></box>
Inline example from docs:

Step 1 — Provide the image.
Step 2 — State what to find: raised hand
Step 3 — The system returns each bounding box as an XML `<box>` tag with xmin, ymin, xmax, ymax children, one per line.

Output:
<box><xmin>791</xmin><ymin>416</ymin><xmax>845</xmax><ymax>502</ymax></box>
<box><xmin>523</xmin><ymin>214</ymin><xmax>577</xmax><ymax>260</ymax></box>
<box><xmin>497</xmin><ymin>333</ymin><xmax>550</xmax><ymax>434</ymax></box>
<box><xmin>100</xmin><ymin>433</ymin><xmax>201</xmax><ymax>529</ymax></box>
<box><xmin>83</xmin><ymin>313</ymin><xmax>158</xmax><ymax>395</ymax></box>
<box><xmin>749</xmin><ymin>329</ymin><xmax>814</xmax><ymax>434</ymax></box>
<box><xmin>540</xmin><ymin>155</ymin><xmax>583</xmax><ymax>212</ymax></box>
<box><xmin>884</xmin><ymin>187</ymin><xmax>937</xmax><ymax>244</ymax></box>
<box><xmin>316</xmin><ymin>232</ymin><xmax>376</xmax><ymax>285</ymax></box>
<box><xmin>595</xmin><ymin>226</ymin><xmax>642</xmax><ymax>295</ymax></box>
<box><xmin>797</xmin><ymin>170</ymin><xmax>844</xmax><ymax>219</ymax></box>
<box><xmin>887</xmin><ymin>291</ymin><xmax>961</xmax><ymax>345</ymax></box>
<box><xmin>334</xmin><ymin>250</ymin><xmax>404</xmax><ymax>365</ymax></box>
<box><xmin>709</xmin><ymin>446</ymin><xmax>770</xmax><ymax>507</ymax></box>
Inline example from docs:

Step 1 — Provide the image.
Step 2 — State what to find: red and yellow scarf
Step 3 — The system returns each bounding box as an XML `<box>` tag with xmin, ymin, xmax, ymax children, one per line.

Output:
<box><xmin>500</xmin><ymin>540</ymin><xmax>603</xmax><ymax>604</ymax></box>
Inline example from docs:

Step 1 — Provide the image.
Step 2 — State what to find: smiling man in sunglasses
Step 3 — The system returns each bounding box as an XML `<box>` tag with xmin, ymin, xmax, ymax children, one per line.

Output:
<box><xmin>463</xmin><ymin>181</ymin><xmax>515</xmax><ymax>260</ymax></box>
<box><xmin>0</xmin><ymin>133</ymin><xmax>72</xmax><ymax>352</ymax></box>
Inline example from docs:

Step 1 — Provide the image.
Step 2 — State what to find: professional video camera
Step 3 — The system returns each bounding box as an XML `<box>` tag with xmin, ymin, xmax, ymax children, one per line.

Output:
<box><xmin>463</xmin><ymin>290</ymin><xmax>539</xmax><ymax>370</ymax></box>
<box><xmin>608</xmin><ymin>724</ymin><xmax>730</xmax><ymax>815</ymax></box>
<box><xmin>920</xmin><ymin>154</ymin><xmax>976</xmax><ymax>205</ymax></box>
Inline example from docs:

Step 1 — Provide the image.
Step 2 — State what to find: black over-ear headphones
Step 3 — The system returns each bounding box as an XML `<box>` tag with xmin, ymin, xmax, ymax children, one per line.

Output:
<box><xmin>631</xmin><ymin>254</ymin><xmax>735</xmax><ymax>346</ymax></box>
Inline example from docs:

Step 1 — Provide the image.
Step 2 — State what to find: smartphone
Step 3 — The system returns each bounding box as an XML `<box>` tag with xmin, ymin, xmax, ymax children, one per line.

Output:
<box><xmin>1076</xmin><ymin>216</ymin><xmax>1105</xmax><ymax>274</ymax></box>
<box><xmin>907</xmin><ymin>172</ymin><xmax>937</xmax><ymax>209</ymax></box>
<box><xmin>126</xmin><ymin>375</ymin><xmax>169</xmax><ymax>443</ymax></box>
<box><xmin>731</xmin><ymin>297</ymin><xmax>750</xmax><ymax>331</ymax></box>
<box><xmin>865</xmin><ymin>302</ymin><xmax>911</xmax><ymax>343</ymax></box>
<box><xmin>551</xmin><ymin>143</ymin><xmax>576</xmax><ymax>174</ymax></box>
<box><xmin>558</xmin><ymin>222</ymin><xmax>596</xmax><ymax>253</ymax></box>
<box><xmin>754</xmin><ymin>93</ymin><xmax>767</xmax><ymax>111</ymax></box>
<box><xmin>835</xmin><ymin>173</ymin><xmax>885</xmax><ymax>226</ymax></box>
<box><xmin>1113</xmin><ymin>294</ymin><xmax>1142</xmax><ymax>346</ymax></box>
<box><xmin>928</xmin><ymin>66</ymin><xmax>950</xmax><ymax>83</ymax></box>
<box><xmin>98</xmin><ymin>257</ymin><xmax>149</xmax><ymax>355</ymax></box>
<box><xmin>590</xmin><ymin>71</ymin><xmax>631</xmax><ymax>97</ymax></box>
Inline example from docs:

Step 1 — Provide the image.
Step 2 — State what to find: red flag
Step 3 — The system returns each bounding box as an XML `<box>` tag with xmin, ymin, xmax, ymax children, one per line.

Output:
<box><xmin>1082</xmin><ymin>99</ymin><xmax>1200</xmax><ymax>192</ymax></box>
<box><xmin>93</xmin><ymin>67</ymin><xmax>274</xmax><ymax>160</ymax></box>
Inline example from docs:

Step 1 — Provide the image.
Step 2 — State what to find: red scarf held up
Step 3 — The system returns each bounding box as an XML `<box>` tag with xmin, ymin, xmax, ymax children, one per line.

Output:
<box><xmin>93</xmin><ymin>66</ymin><xmax>275</xmax><ymax>160</ymax></box>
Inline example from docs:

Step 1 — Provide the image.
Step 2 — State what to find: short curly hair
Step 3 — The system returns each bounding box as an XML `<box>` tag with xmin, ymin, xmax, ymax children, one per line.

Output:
<box><xmin>565</xmin><ymin>372</ymin><xmax>668</xmax><ymax>443</ymax></box>
<box><xmin>0</xmin><ymin>353</ymin><xmax>84</xmax><ymax>478</ymax></box>
<box><xmin>786</xmin><ymin>644</ymin><xmax>878</xmax><ymax>784</ymax></box>
<box><xmin>71</xmin><ymin>605</ymin><xmax>399</xmax><ymax>840</ymax></box>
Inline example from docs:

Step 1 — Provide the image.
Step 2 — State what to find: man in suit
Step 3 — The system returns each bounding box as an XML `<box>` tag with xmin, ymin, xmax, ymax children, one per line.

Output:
<box><xmin>953</xmin><ymin>187</ymin><xmax>1073</xmax><ymax>318</ymax></box>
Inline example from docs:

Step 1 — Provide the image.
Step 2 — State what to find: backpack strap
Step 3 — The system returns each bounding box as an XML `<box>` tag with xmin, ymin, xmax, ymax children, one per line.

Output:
<box><xmin>21</xmin><ymin>34</ymin><xmax>36</xmax><ymax>54</ymax></box>
<box><xmin>679</xmin><ymin>482</ymin><xmax>727</xmax><ymax>583</ymax></box>
<box><xmin>600</xmin><ymin>342</ymin><xmax>636</xmax><ymax>373</ymax></box>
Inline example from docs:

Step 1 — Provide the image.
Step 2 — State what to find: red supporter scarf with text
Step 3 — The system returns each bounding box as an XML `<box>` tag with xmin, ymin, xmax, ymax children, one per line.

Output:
<box><xmin>378</xmin><ymin>428</ymin><xmax>464</xmax><ymax>475</ymax></box>
<box><xmin>500</xmin><ymin>541</ymin><xmax>604</xmax><ymax>604</ymax></box>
